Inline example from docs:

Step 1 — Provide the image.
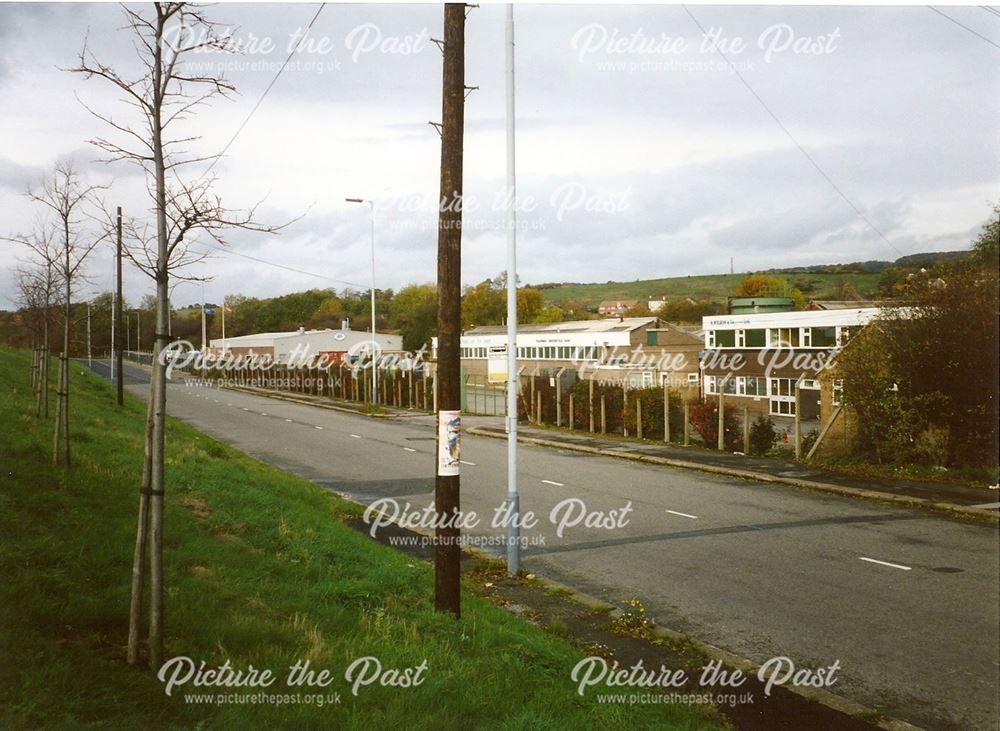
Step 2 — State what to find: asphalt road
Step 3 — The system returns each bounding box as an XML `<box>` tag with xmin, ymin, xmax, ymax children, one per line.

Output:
<box><xmin>87</xmin><ymin>360</ymin><xmax>999</xmax><ymax>730</ymax></box>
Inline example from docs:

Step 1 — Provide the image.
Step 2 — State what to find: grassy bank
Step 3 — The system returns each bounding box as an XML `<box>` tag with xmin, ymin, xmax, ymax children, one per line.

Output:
<box><xmin>540</xmin><ymin>271</ymin><xmax>882</xmax><ymax>309</ymax></box>
<box><xmin>0</xmin><ymin>346</ymin><xmax>718</xmax><ymax>730</ymax></box>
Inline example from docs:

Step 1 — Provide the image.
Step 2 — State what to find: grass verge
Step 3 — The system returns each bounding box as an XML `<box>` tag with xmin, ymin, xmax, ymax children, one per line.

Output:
<box><xmin>0</xmin><ymin>346</ymin><xmax>719</xmax><ymax>730</ymax></box>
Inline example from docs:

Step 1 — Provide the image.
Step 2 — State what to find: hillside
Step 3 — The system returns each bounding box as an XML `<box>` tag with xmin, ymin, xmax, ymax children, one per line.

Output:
<box><xmin>537</xmin><ymin>271</ymin><xmax>883</xmax><ymax>308</ymax></box>
<box><xmin>536</xmin><ymin>251</ymin><xmax>968</xmax><ymax>309</ymax></box>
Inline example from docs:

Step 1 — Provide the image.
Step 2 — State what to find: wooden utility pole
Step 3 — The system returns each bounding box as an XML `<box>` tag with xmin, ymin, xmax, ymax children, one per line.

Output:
<box><xmin>116</xmin><ymin>206</ymin><xmax>124</xmax><ymax>406</ymax></box>
<box><xmin>433</xmin><ymin>2</ymin><xmax>466</xmax><ymax>618</ymax></box>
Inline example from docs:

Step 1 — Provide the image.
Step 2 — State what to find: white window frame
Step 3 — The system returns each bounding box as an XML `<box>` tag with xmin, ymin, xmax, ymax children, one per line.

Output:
<box><xmin>768</xmin><ymin>377</ymin><xmax>797</xmax><ymax>416</ymax></box>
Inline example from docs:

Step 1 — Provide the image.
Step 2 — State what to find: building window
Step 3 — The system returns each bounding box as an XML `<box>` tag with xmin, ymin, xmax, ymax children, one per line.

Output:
<box><xmin>712</xmin><ymin>330</ymin><xmax>736</xmax><ymax>348</ymax></box>
<box><xmin>832</xmin><ymin>378</ymin><xmax>844</xmax><ymax>406</ymax></box>
<box><xmin>705</xmin><ymin>376</ymin><xmax>717</xmax><ymax>394</ymax></box>
<box><xmin>743</xmin><ymin>376</ymin><xmax>767</xmax><ymax>396</ymax></box>
<box><xmin>768</xmin><ymin>328</ymin><xmax>800</xmax><ymax>347</ymax></box>
<box><xmin>768</xmin><ymin>377</ymin><xmax>797</xmax><ymax>415</ymax></box>
<box><xmin>647</xmin><ymin>331</ymin><xmax>657</xmax><ymax>346</ymax></box>
<box><xmin>837</xmin><ymin>327</ymin><xmax>855</xmax><ymax>347</ymax></box>
<box><xmin>770</xmin><ymin>398</ymin><xmax>796</xmax><ymax>416</ymax></box>
<box><xmin>745</xmin><ymin>329</ymin><xmax>766</xmax><ymax>347</ymax></box>
<box><xmin>810</xmin><ymin>327</ymin><xmax>837</xmax><ymax>347</ymax></box>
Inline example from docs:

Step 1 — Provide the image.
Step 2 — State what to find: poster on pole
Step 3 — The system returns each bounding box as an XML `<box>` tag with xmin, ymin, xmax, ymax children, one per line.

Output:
<box><xmin>437</xmin><ymin>410</ymin><xmax>461</xmax><ymax>476</ymax></box>
<box><xmin>487</xmin><ymin>345</ymin><xmax>508</xmax><ymax>384</ymax></box>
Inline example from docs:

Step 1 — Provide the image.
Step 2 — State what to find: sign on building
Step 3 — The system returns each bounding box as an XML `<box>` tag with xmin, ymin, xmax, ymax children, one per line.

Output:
<box><xmin>487</xmin><ymin>345</ymin><xmax>508</xmax><ymax>384</ymax></box>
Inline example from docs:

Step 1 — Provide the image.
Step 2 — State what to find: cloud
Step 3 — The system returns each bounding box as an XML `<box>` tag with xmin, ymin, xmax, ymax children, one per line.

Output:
<box><xmin>0</xmin><ymin>3</ymin><xmax>997</xmax><ymax>309</ymax></box>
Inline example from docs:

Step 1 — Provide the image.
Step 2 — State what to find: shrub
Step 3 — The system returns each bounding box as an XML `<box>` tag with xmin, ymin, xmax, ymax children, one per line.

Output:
<box><xmin>688</xmin><ymin>398</ymin><xmax>741</xmax><ymax>451</ymax></box>
<box><xmin>800</xmin><ymin>429</ymin><xmax>820</xmax><ymax>456</ymax></box>
<box><xmin>913</xmin><ymin>425</ymin><xmax>949</xmax><ymax>466</ymax></box>
<box><xmin>748</xmin><ymin>415</ymin><xmax>777</xmax><ymax>455</ymax></box>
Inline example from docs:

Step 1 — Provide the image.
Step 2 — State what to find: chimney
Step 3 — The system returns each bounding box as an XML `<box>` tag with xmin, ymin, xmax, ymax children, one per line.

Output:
<box><xmin>298</xmin><ymin>325</ymin><xmax>305</xmax><ymax>335</ymax></box>
<box><xmin>341</xmin><ymin>319</ymin><xmax>349</xmax><ymax>332</ymax></box>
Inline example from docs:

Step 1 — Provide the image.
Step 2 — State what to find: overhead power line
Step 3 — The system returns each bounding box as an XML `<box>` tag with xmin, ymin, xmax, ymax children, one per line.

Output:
<box><xmin>203</xmin><ymin>3</ymin><xmax>328</xmax><ymax>178</ymax></box>
<box><xmin>682</xmin><ymin>5</ymin><xmax>903</xmax><ymax>257</ymax></box>
<box><xmin>192</xmin><ymin>242</ymin><xmax>363</xmax><ymax>289</ymax></box>
<box><xmin>930</xmin><ymin>6</ymin><xmax>1000</xmax><ymax>51</ymax></box>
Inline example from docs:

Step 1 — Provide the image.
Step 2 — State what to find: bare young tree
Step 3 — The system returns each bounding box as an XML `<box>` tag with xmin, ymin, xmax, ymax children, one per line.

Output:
<box><xmin>24</xmin><ymin>164</ymin><xmax>105</xmax><ymax>466</ymax></box>
<box><xmin>73</xmin><ymin>2</ymin><xmax>288</xmax><ymax>669</ymax></box>
<box><xmin>14</xmin><ymin>260</ymin><xmax>57</xmax><ymax>415</ymax></box>
<box><xmin>8</xmin><ymin>224</ymin><xmax>63</xmax><ymax>419</ymax></box>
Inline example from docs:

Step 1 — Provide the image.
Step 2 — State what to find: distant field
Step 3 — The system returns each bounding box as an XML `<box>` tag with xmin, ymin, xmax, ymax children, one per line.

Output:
<box><xmin>539</xmin><ymin>271</ymin><xmax>884</xmax><ymax>309</ymax></box>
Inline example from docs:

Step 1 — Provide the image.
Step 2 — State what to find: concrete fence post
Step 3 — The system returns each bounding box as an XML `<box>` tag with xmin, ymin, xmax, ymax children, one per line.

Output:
<box><xmin>717</xmin><ymin>378</ymin><xmax>726</xmax><ymax>451</ymax></box>
<box><xmin>530</xmin><ymin>374</ymin><xmax>536</xmax><ymax>423</ymax></box>
<box><xmin>569</xmin><ymin>393</ymin><xmax>575</xmax><ymax>430</ymax></box>
<box><xmin>588</xmin><ymin>379</ymin><xmax>595</xmax><ymax>433</ymax></box>
<box><xmin>794</xmin><ymin>376</ymin><xmax>803</xmax><ymax>459</ymax></box>
<box><xmin>663</xmin><ymin>384</ymin><xmax>670</xmax><ymax>443</ymax></box>
<box><xmin>636</xmin><ymin>397</ymin><xmax>643</xmax><ymax>440</ymax></box>
<box><xmin>600</xmin><ymin>395</ymin><xmax>607</xmax><ymax>434</ymax></box>
<box><xmin>743</xmin><ymin>407</ymin><xmax>750</xmax><ymax>455</ymax></box>
<box><xmin>556</xmin><ymin>379</ymin><xmax>562</xmax><ymax>427</ymax></box>
<box><xmin>622</xmin><ymin>383</ymin><xmax>628</xmax><ymax>437</ymax></box>
<box><xmin>683</xmin><ymin>401</ymin><xmax>690</xmax><ymax>446</ymax></box>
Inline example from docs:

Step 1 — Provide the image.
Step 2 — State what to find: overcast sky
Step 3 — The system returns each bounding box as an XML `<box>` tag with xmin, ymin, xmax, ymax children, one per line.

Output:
<box><xmin>1</xmin><ymin>2</ymin><xmax>997</xmax><ymax>309</ymax></box>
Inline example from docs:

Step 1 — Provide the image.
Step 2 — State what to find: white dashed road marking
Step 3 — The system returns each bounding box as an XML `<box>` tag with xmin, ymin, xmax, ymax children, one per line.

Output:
<box><xmin>350</xmin><ymin>434</ymin><xmax>362</xmax><ymax>439</ymax></box>
<box><xmin>315</xmin><ymin>426</ymin><xmax>323</xmax><ymax>430</ymax></box>
<box><xmin>460</xmin><ymin>460</ymin><xmax>476</xmax><ymax>466</ymax></box>
<box><xmin>859</xmin><ymin>557</ymin><xmax>912</xmax><ymax>571</ymax></box>
<box><xmin>541</xmin><ymin>479</ymin><xmax>564</xmax><ymax>487</ymax></box>
<box><xmin>403</xmin><ymin>447</ymin><xmax>417</xmax><ymax>452</ymax></box>
<box><xmin>665</xmin><ymin>510</ymin><xmax>698</xmax><ymax>519</ymax></box>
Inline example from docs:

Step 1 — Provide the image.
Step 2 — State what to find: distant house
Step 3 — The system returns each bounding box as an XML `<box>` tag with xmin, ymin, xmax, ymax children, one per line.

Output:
<box><xmin>597</xmin><ymin>299</ymin><xmax>639</xmax><ymax>316</ymax></box>
<box><xmin>647</xmin><ymin>297</ymin><xmax>667</xmax><ymax>313</ymax></box>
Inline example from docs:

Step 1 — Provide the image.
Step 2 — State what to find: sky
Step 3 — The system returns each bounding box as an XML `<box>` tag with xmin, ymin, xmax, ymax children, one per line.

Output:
<box><xmin>0</xmin><ymin>2</ymin><xmax>998</xmax><ymax>309</ymax></box>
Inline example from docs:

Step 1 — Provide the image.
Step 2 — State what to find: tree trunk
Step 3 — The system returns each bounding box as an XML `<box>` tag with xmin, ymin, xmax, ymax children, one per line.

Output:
<box><xmin>127</xmin><ymin>382</ymin><xmax>155</xmax><ymax>665</ymax></box>
<box><xmin>147</xmin><ymin>13</ymin><xmax>170</xmax><ymax>667</ymax></box>
<box><xmin>53</xmin><ymin>224</ymin><xmax>71</xmax><ymax>467</ymax></box>
<box><xmin>52</xmin><ymin>354</ymin><xmax>63</xmax><ymax>465</ymax></box>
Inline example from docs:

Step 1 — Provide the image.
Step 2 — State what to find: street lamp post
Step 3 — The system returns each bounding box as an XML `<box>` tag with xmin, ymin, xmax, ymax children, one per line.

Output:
<box><xmin>346</xmin><ymin>197</ymin><xmax>378</xmax><ymax>405</ymax></box>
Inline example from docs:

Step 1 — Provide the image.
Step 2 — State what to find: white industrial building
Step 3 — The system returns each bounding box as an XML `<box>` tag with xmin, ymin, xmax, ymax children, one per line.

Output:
<box><xmin>210</xmin><ymin>325</ymin><xmax>402</xmax><ymax>364</ymax></box>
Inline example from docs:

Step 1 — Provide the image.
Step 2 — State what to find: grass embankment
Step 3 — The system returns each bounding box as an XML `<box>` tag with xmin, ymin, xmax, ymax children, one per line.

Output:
<box><xmin>0</xmin><ymin>346</ymin><xmax>717</xmax><ymax>730</ymax></box>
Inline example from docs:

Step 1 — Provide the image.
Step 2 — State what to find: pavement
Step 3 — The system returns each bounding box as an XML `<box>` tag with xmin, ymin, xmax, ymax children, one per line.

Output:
<box><xmin>467</xmin><ymin>424</ymin><xmax>1000</xmax><ymax>522</ymax></box>
<box><xmin>84</xmin><ymin>360</ymin><xmax>1000</xmax><ymax>730</ymax></box>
